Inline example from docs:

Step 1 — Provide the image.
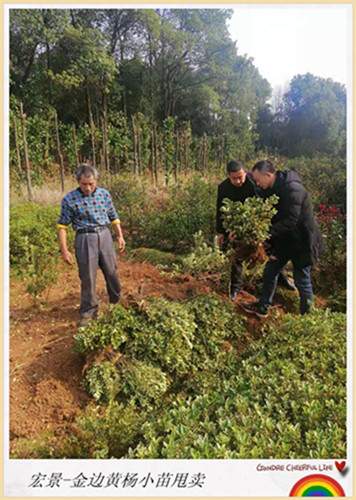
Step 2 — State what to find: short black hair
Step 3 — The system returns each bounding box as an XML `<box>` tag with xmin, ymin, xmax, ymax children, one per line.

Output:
<box><xmin>252</xmin><ymin>160</ymin><xmax>276</xmax><ymax>174</ymax></box>
<box><xmin>227</xmin><ymin>160</ymin><xmax>244</xmax><ymax>173</ymax></box>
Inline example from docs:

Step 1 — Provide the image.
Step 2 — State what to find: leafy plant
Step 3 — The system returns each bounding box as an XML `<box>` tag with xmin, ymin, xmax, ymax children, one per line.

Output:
<box><xmin>176</xmin><ymin>231</ymin><xmax>227</xmax><ymax>275</ymax></box>
<box><xmin>221</xmin><ymin>195</ymin><xmax>279</xmax><ymax>247</ymax></box>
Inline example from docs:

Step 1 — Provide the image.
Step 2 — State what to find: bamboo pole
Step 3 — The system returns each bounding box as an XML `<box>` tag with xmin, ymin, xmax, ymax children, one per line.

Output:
<box><xmin>12</xmin><ymin>114</ymin><xmax>22</xmax><ymax>172</ymax></box>
<box><xmin>132</xmin><ymin>115</ymin><xmax>139</xmax><ymax>175</ymax></box>
<box><xmin>54</xmin><ymin>109</ymin><xmax>65</xmax><ymax>192</ymax></box>
<box><xmin>19</xmin><ymin>102</ymin><xmax>33</xmax><ymax>201</ymax></box>
<box><xmin>72</xmin><ymin>124</ymin><xmax>80</xmax><ymax>167</ymax></box>
<box><xmin>87</xmin><ymin>89</ymin><xmax>96</xmax><ymax>168</ymax></box>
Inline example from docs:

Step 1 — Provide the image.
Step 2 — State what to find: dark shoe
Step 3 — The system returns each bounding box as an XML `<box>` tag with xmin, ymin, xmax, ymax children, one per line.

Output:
<box><xmin>78</xmin><ymin>313</ymin><xmax>97</xmax><ymax>328</ymax></box>
<box><xmin>300</xmin><ymin>298</ymin><xmax>314</xmax><ymax>315</ymax></box>
<box><xmin>229</xmin><ymin>288</ymin><xmax>241</xmax><ymax>301</ymax></box>
<box><xmin>241</xmin><ymin>301</ymin><xmax>269</xmax><ymax>318</ymax></box>
<box><xmin>78</xmin><ymin>317</ymin><xmax>91</xmax><ymax>328</ymax></box>
<box><xmin>278</xmin><ymin>273</ymin><xmax>297</xmax><ymax>291</ymax></box>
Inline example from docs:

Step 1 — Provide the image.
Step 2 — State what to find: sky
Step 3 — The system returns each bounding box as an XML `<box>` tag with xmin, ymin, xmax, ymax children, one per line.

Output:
<box><xmin>228</xmin><ymin>5</ymin><xmax>351</xmax><ymax>91</ymax></box>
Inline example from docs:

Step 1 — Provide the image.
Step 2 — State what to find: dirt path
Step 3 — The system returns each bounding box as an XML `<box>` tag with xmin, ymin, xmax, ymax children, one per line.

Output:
<box><xmin>10</xmin><ymin>256</ymin><xmax>259</xmax><ymax>452</ymax></box>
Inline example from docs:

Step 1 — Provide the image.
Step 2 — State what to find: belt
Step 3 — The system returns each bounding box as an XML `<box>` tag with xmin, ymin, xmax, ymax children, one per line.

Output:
<box><xmin>76</xmin><ymin>226</ymin><xmax>108</xmax><ymax>234</ymax></box>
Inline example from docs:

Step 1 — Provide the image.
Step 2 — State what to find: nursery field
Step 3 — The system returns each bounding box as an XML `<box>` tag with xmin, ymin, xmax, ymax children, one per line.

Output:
<box><xmin>9</xmin><ymin>172</ymin><xmax>347</xmax><ymax>459</ymax></box>
<box><xmin>8</xmin><ymin>7</ymin><xmax>347</xmax><ymax>462</ymax></box>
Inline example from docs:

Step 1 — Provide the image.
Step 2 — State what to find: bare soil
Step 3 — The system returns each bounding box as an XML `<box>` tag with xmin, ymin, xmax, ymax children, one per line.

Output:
<box><xmin>9</xmin><ymin>256</ymin><xmax>273</xmax><ymax>454</ymax></box>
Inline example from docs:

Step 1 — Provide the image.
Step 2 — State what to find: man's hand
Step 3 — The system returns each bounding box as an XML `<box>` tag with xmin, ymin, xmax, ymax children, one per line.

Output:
<box><xmin>117</xmin><ymin>236</ymin><xmax>126</xmax><ymax>253</ymax></box>
<box><xmin>217</xmin><ymin>234</ymin><xmax>225</xmax><ymax>248</ymax></box>
<box><xmin>228</xmin><ymin>231</ymin><xmax>236</xmax><ymax>241</ymax></box>
<box><xmin>61</xmin><ymin>249</ymin><xmax>74</xmax><ymax>265</ymax></box>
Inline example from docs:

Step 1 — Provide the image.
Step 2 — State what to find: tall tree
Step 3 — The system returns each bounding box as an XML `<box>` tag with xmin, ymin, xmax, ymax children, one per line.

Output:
<box><xmin>280</xmin><ymin>73</ymin><xmax>346</xmax><ymax>157</ymax></box>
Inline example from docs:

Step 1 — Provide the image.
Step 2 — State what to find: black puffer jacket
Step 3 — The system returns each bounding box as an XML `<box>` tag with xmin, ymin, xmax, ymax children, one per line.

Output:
<box><xmin>268</xmin><ymin>170</ymin><xmax>323</xmax><ymax>267</ymax></box>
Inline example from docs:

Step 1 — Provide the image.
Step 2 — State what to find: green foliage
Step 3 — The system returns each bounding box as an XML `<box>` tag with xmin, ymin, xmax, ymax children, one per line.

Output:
<box><xmin>85</xmin><ymin>361</ymin><xmax>122</xmax><ymax>403</ymax></box>
<box><xmin>111</xmin><ymin>174</ymin><xmax>216</xmax><ymax>252</ymax></box>
<box><xmin>18</xmin><ymin>295</ymin><xmax>346</xmax><ymax>459</ymax></box>
<box><xmin>314</xmin><ymin>209</ymin><xmax>346</xmax><ymax>312</ymax></box>
<box><xmin>108</xmin><ymin>112</ymin><xmax>132</xmax><ymax>171</ymax></box>
<box><xmin>84</xmin><ymin>358</ymin><xmax>170</xmax><ymax>406</ymax></box>
<box><xmin>128</xmin><ymin>299</ymin><xmax>196</xmax><ymax>375</ymax></box>
<box><xmin>187</xmin><ymin>294</ymin><xmax>242</xmax><ymax>356</ymax></box>
<box><xmin>76</xmin><ymin>401</ymin><xmax>147</xmax><ymax>458</ymax></box>
<box><xmin>176</xmin><ymin>231</ymin><xmax>227</xmax><ymax>275</ymax></box>
<box><xmin>145</xmin><ymin>176</ymin><xmax>217</xmax><ymax>251</ymax></box>
<box><xmin>10</xmin><ymin>203</ymin><xmax>59</xmax><ymax>268</ymax></box>
<box><xmin>130</xmin><ymin>247</ymin><xmax>182</xmax><ymax>267</ymax></box>
<box><xmin>10</xmin><ymin>8</ymin><xmax>271</xmax><ymax>178</ymax></box>
<box><xmin>10</xmin><ymin>203</ymin><xmax>64</xmax><ymax>300</ymax></box>
<box><xmin>284</xmin><ymin>156</ymin><xmax>346</xmax><ymax>210</ymax></box>
<box><xmin>221</xmin><ymin>195</ymin><xmax>279</xmax><ymax>246</ymax></box>
<box><xmin>282</xmin><ymin>74</ymin><xmax>346</xmax><ymax>158</ymax></box>
<box><xmin>120</xmin><ymin>359</ymin><xmax>170</xmax><ymax>404</ymax></box>
<box><xmin>25</xmin><ymin>248</ymin><xmax>58</xmax><ymax>301</ymax></box>
<box><xmin>129</xmin><ymin>310</ymin><xmax>346</xmax><ymax>459</ymax></box>
<box><xmin>74</xmin><ymin>304</ymin><xmax>137</xmax><ymax>353</ymax></box>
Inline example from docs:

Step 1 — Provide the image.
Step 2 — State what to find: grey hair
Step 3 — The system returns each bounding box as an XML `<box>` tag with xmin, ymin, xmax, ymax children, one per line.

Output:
<box><xmin>75</xmin><ymin>164</ymin><xmax>99</xmax><ymax>181</ymax></box>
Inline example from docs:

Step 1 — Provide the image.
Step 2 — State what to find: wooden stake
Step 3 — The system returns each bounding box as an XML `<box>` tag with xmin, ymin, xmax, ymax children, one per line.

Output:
<box><xmin>19</xmin><ymin>102</ymin><xmax>33</xmax><ymax>201</ymax></box>
<box><xmin>54</xmin><ymin>109</ymin><xmax>65</xmax><ymax>192</ymax></box>
<box><xmin>12</xmin><ymin>114</ymin><xmax>22</xmax><ymax>172</ymax></box>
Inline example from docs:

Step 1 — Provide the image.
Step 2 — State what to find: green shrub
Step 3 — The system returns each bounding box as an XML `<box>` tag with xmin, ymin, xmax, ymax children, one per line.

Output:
<box><xmin>10</xmin><ymin>203</ymin><xmax>61</xmax><ymax>269</ymax></box>
<box><xmin>221</xmin><ymin>195</ymin><xmax>279</xmax><ymax>247</ymax></box>
<box><xmin>128</xmin><ymin>309</ymin><xmax>346</xmax><ymax>459</ymax></box>
<box><xmin>127</xmin><ymin>298</ymin><xmax>196</xmax><ymax>375</ymax></box>
<box><xmin>75</xmin><ymin>401</ymin><xmax>147</xmax><ymax>458</ymax></box>
<box><xmin>110</xmin><ymin>174</ymin><xmax>216</xmax><ymax>252</ymax></box>
<box><xmin>284</xmin><ymin>156</ymin><xmax>346</xmax><ymax>210</ymax></box>
<box><xmin>120</xmin><ymin>359</ymin><xmax>170</xmax><ymax>404</ymax></box>
<box><xmin>74</xmin><ymin>304</ymin><xmax>137</xmax><ymax>353</ymax></box>
<box><xmin>84</xmin><ymin>358</ymin><xmax>170</xmax><ymax>406</ymax></box>
<box><xmin>72</xmin><ymin>298</ymin><xmax>346</xmax><ymax>459</ymax></box>
<box><xmin>130</xmin><ymin>247</ymin><xmax>182</xmax><ymax>268</ymax></box>
<box><xmin>85</xmin><ymin>361</ymin><xmax>122</xmax><ymax>403</ymax></box>
<box><xmin>10</xmin><ymin>203</ymin><xmax>68</xmax><ymax>301</ymax></box>
<box><xmin>176</xmin><ymin>231</ymin><xmax>227</xmax><ymax>275</ymax></box>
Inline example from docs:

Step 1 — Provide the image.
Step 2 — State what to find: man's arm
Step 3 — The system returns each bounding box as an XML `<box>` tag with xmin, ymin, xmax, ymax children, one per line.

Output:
<box><xmin>270</xmin><ymin>185</ymin><xmax>304</xmax><ymax>238</ymax></box>
<box><xmin>111</xmin><ymin>220</ymin><xmax>126</xmax><ymax>252</ymax></box>
<box><xmin>216</xmin><ymin>185</ymin><xmax>225</xmax><ymax>235</ymax></box>
<box><xmin>58</xmin><ymin>226</ymin><xmax>74</xmax><ymax>265</ymax></box>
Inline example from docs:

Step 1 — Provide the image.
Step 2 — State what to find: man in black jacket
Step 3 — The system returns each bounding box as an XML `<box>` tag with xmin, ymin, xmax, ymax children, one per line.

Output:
<box><xmin>216</xmin><ymin>160</ymin><xmax>256</xmax><ymax>299</ymax></box>
<box><xmin>216</xmin><ymin>160</ymin><xmax>295</xmax><ymax>300</ymax></box>
<box><xmin>243</xmin><ymin>160</ymin><xmax>322</xmax><ymax>317</ymax></box>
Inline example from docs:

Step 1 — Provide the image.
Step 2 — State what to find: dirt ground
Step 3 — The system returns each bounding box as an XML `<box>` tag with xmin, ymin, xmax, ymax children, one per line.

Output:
<box><xmin>9</xmin><ymin>255</ymin><xmax>261</xmax><ymax>453</ymax></box>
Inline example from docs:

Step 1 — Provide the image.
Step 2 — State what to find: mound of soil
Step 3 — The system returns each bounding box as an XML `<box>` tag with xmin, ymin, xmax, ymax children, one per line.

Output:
<box><xmin>9</xmin><ymin>256</ymin><xmax>229</xmax><ymax>451</ymax></box>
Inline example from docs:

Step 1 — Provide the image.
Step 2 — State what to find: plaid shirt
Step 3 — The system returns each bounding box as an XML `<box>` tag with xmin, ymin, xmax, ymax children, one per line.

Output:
<box><xmin>57</xmin><ymin>187</ymin><xmax>120</xmax><ymax>231</ymax></box>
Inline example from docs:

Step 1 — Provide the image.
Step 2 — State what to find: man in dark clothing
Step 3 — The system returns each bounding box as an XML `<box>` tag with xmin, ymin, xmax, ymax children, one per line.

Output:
<box><xmin>216</xmin><ymin>160</ymin><xmax>256</xmax><ymax>299</ymax></box>
<box><xmin>216</xmin><ymin>160</ymin><xmax>295</xmax><ymax>300</ymax></box>
<box><xmin>243</xmin><ymin>160</ymin><xmax>322</xmax><ymax>317</ymax></box>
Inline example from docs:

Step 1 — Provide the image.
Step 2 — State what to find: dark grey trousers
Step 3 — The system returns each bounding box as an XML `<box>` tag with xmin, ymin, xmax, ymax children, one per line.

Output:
<box><xmin>74</xmin><ymin>228</ymin><xmax>121</xmax><ymax>318</ymax></box>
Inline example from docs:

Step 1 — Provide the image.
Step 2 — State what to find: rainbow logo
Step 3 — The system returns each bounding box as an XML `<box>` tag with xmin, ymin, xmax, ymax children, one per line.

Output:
<box><xmin>290</xmin><ymin>474</ymin><xmax>345</xmax><ymax>496</ymax></box>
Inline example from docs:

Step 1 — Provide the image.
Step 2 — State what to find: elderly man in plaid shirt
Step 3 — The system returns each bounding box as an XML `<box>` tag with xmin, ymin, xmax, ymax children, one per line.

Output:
<box><xmin>57</xmin><ymin>164</ymin><xmax>125</xmax><ymax>327</ymax></box>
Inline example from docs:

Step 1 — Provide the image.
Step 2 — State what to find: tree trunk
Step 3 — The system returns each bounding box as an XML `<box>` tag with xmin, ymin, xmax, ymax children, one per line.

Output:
<box><xmin>12</xmin><ymin>114</ymin><xmax>22</xmax><ymax>172</ymax></box>
<box><xmin>220</xmin><ymin>135</ymin><xmax>225</xmax><ymax>168</ymax></box>
<box><xmin>153</xmin><ymin>124</ymin><xmax>158</xmax><ymax>186</ymax></box>
<box><xmin>54</xmin><ymin>109</ymin><xmax>65</xmax><ymax>192</ymax></box>
<box><xmin>137</xmin><ymin>119</ymin><xmax>142</xmax><ymax>175</ymax></box>
<box><xmin>132</xmin><ymin>115</ymin><xmax>139</xmax><ymax>175</ymax></box>
<box><xmin>173</xmin><ymin>131</ymin><xmax>179</xmax><ymax>183</ymax></box>
<box><xmin>72</xmin><ymin>124</ymin><xmax>80</xmax><ymax>167</ymax></box>
<box><xmin>203</xmin><ymin>133</ymin><xmax>208</xmax><ymax>171</ymax></box>
<box><xmin>149</xmin><ymin>125</ymin><xmax>155</xmax><ymax>186</ymax></box>
<box><xmin>102</xmin><ymin>94</ymin><xmax>110</xmax><ymax>172</ymax></box>
<box><xmin>87</xmin><ymin>88</ymin><xmax>96</xmax><ymax>168</ymax></box>
<box><xmin>19</xmin><ymin>102</ymin><xmax>33</xmax><ymax>201</ymax></box>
